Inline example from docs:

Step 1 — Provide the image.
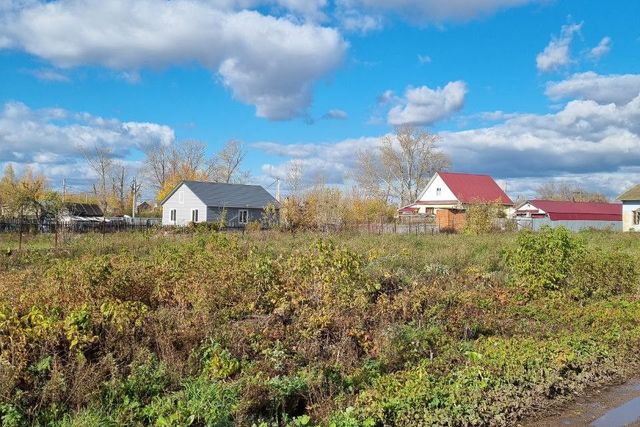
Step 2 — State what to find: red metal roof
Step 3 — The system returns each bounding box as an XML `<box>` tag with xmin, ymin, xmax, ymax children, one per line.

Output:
<box><xmin>438</xmin><ymin>172</ymin><xmax>513</xmax><ymax>205</ymax></box>
<box><xmin>527</xmin><ymin>199</ymin><xmax>622</xmax><ymax>221</ymax></box>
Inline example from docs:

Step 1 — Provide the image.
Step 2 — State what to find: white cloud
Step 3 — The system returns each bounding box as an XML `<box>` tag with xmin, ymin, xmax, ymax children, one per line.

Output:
<box><xmin>545</xmin><ymin>72</ymin><xmax>640</xmax><ymax>105</ymax></box>
<box><xmin>255</xmin><ymin>91</ymin><xmax>640</xmax><ymax>197</ymax></box>
<box><xmin>322</xmin><ymin>109</ymin><xmax>349</xmax><ymax>120</ymax></box>
<box><xmin>536</xmin><ymin>21</ymin><xmax>582</xmax><ymax>72</ymax></box>
<box><xmin>337</xmin><ymin>0</ymin><xmax>534</xmax><ymax>23</ymax></box>
<box><xmin>386</xmin><ymin>81</ymin><xmax>467</xmax><ymax>126</ymax></box>
<box><xmin>336</xmin><ymin>9</ymin><xmax>383</xmax><ymax>33</ymax></box>
<box><xmin>589</xmin><ymin>36</ymin><xmax>611</xmax><ymax>60</ymax></box>
<box><xmin>0</xmin><ymin>101</ymin><xmax>175</xmax><ymax>183</ymax></box>
<box><xmin>418</xmin><ymin>54</ymin><xmax>432</xmax><ymax>64</ymax></box>
<box><xmin>0</xmin><ymin>0</ymin><xmax>347</xmax><ymax>120</ymax></box>
<box><xmin>255</xmin><ymin>136</ymin><xmax>380</xmax><ymax>185</ymax></box>
<box><xmin>29</xmin><ymin>68</ymin><xmax>70</xmax><ymax>82</ymax></box>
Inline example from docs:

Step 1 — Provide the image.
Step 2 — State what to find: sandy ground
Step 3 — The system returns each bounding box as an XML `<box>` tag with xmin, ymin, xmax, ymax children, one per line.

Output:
<box><xmin>523</xmin><ymin>379</ymin><xmax>640</xmax><ymax>427</ymax></box>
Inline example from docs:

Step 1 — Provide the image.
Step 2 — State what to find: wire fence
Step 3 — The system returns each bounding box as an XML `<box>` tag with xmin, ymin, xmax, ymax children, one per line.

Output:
<box><xmin>0</xmin><ymin>218</ymin><xmax>161</xmax><ymax>235</ymax></box>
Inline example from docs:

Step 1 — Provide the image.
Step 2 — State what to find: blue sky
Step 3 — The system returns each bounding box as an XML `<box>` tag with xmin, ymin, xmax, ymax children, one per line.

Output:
<box><xmin>1</xmin><ymin>0</ymin><xmax>639</xmax><ymax>199</ymax></box>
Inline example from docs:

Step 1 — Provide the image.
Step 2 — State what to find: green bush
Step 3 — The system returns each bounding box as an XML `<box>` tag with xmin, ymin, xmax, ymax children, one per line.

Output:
<box><xmin>142</xmin><ymin>377</ymin><xmax>238</xmax><ymax>426</ymax></box>
<box><xmin>506</xmin><ymin>226</ymin><xmax>584</xmax><ymax>294</ymax></box>
<box><xmin>570</xmin><ymin>249</ymin><xmax>639</xmax><ymax>300</ymax></box>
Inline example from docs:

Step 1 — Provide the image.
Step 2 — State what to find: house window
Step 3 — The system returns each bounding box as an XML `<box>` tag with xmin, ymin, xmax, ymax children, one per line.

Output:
<box><xmin>238</xmin><ymin>209</ymin><xmax>249</xmax><ymax>224</ymax></box>
<box><xmin>178</xmin><ymin>190</ymin><xmax>184</xmax><ymax>204</ymax></box>
<box><xmin>191</xmin><ymin>209</ymin><xmax>199</xmax><ymax>223</ymax></box>
<box><xmin>170</xmin><ymin>209</ymin><xmax>176</xmax><ymax>222</ymax></box>
<box><xmin>634</xmin><ymin>209</ymin><xmax>640</xmax><ymax>225</ymax></box>
<box><xmin>436</xmin><ymin>187</ymin><xmax>442</xmax><ymax>196</ymax></box>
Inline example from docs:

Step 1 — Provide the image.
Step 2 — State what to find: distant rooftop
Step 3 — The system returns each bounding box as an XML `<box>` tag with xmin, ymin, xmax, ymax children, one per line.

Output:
<box><xmin>617</xmin><ymin>184</ymin><xmax>640</xmax><ymax>201</ymax></box>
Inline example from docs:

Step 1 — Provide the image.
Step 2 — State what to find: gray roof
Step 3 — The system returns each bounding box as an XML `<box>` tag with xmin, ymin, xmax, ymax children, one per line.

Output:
<box><xmin>617</xmin><ymin>184</ymin><xmax>640</xmax><ymax>201</ymax></box>
<box><xmin>163</xmin><ymin>181</ymin><xmax>279</xmax><ymax>209</ymax></box>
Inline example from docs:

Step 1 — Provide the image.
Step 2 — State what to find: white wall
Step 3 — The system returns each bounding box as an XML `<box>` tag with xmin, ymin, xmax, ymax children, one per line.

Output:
<box><xmin>417</xmin><ymin>174</ymin><xmax>457</xmax><ymax>203</ymax></box>
<box><xmin>514</xmin><ymin>202</ymin><xmax>546</xmax><ymax>217</ymax></box>
<box><xmin>622</xmin><ymin>201</ymin><xmax>640</xmax><ymax>232</ymax></box>
<box><xmin>161</xmin><ymin>183</ymin><xmax>207</xmax><ymax>226</ymax></box>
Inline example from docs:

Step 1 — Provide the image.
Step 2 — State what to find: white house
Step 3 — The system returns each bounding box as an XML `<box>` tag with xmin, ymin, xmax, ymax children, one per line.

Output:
<box><xmin>399</xmin><ymin>172</ymin><xmax>513</xmax><ymax>230</ymax></box>
<box><xmin>617</xmin><ymin>184</ymin><xmax>640</xmax><ymax>232</ymax></box>
<box><xmin>161</xmin><ymin>181</ymin><xmax>279</xmax><ymax>227</ymax></box>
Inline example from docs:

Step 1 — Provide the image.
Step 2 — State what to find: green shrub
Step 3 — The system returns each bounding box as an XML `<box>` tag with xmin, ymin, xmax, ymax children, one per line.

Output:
<box><xmin>143</xmin><ymin>377</ymin><xmax>238</xmax><ymax>426</ymax></box>
<box><xmin>379</xmin><ymin>324</ymin><xmax>445</xmax><ymax>371</ymax></box>
<box><xmin>463</xmin><ymin>202</ymin><xmax>504</xmax><ymax>235</ymax></box>
<box><xmin>570</xmin><ymin>249</ymin><xmax>638</xmax><ymax>300</ymax></box>
<box><xmin>506</xmin><ymin>226</ymin><xmax>584</xmax><ymax>294</ymax></box>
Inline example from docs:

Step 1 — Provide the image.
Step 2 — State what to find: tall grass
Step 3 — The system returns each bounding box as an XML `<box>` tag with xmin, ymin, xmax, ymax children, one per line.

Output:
<box><xmin>0</xmin><ymin>229</ymin><xmax>639</xmax><ymax>426</ymax></box>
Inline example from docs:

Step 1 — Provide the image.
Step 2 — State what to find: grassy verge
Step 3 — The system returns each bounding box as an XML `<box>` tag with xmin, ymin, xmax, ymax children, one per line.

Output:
<box><xmin>0</xmin><ymin>229</ymin><xmax>639</xmax><ymax>426</ymax></box>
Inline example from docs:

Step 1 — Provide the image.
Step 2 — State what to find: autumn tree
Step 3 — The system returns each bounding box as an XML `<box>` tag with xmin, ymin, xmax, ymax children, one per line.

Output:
<box><xmin>153</xmin><ymin>141</ymin><xmax>208</xmax><ymax>202</ymax></box>
<box><xmin>0</xmin><ymin>164</ymin><xmax>17</xmax><ymax>215</ymax></box>
<box><xmin>0</xmin><ymin>166</ymin><xmax>47</xmax><ymax>219</ymax></box>
<box><xmin>207</xmin><ymin>140</ymin><xmax>250</xmax><ymax>184</ymax></box>
<box><xmin>536</xmin><ymin>181</ymin><xmax>608</xmax><ymax>202</ymax></box>
<box><xmin>355</xmin><ymin>125</ymin><xmax>450</xmax><ymax>206</ymax></box>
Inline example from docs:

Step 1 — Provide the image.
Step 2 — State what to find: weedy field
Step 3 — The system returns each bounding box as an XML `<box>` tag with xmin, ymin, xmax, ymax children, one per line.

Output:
<box><xmin>0</xmin><ymin>228</ymin><xmax>639</xmax><ymax>426</ymax></box>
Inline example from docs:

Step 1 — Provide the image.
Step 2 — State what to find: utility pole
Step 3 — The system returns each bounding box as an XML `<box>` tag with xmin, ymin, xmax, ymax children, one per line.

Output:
<box><xmin>276</xmin><ymin>177</ymin><xmax>281</xmax><ymax>202</ymax></box>
<box><xmin>131</xmin><ymin>177</ymin><xmax>137</xmax><ymax>219</ymax></box>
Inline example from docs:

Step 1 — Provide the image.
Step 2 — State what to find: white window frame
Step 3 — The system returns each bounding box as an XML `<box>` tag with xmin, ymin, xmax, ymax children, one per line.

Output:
<box><xmin>238</xmin><ymin>209</ymin><xmax>249</xmax><ymax>224</ymax></box>
<box><xmin>436</xmin><ymin>187</ymin><xmax>442</xmax><ymax>196</ymax></box>
<box><xmin>191</xmin><ymin>209</ymin><xmax>199</xmax><ymax>223</ymax></box>
<box><xmin>634</xmin><ymin>209</ymin><xmax>640</xmax><ymax>225</ymax></box>
<box><xmin>170</xmin><ymin>209</ymin><xmax>177</xmax><ymax>222</ymax></box>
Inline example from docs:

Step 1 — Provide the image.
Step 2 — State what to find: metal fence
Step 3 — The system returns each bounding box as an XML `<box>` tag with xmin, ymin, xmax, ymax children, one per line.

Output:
<box><xmin>0</xmin><ymin>218</ymin><xmax>161</xmax><ymax>234</ymax></box>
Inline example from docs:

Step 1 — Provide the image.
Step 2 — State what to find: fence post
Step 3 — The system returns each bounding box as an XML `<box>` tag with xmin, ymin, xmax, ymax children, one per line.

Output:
<box><xmin>18</xmin><ymin>216</ymin><xmax>23</xmax><ymax>252</ymax></box>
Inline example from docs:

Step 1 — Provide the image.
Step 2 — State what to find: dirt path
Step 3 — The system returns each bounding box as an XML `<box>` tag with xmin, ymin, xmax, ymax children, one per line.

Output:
<box><xmin>524</xmin><ymin>379</ymin><xmax>640</xmax><ymax>426</ymax></box>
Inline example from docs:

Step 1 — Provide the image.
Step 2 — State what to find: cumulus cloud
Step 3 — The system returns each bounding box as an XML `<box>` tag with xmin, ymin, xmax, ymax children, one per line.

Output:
<box><xmin>0</xmin><ymin>101</ymin><xmax>175</xmax><ymax>183</ymax></box>
<box><xmin>0</xmin><ymin>0</ymin><xmax>347</xmax><ymax>120</ymax></box>
<box><xmin>386</xmin><ymin>81</ymin><xmax>467</xmax><ymax>126</ymax></box>
<box><xmin>536</xmin><ymin>21</ymin><xmax>582</xmax><ymax>72</ymax></box>
<box><xmin>255</xmin><ymin>91</ymin><xmax>640</xmax><ymax>197</ymax></box>
<box><xmin>440</xmin><ymin>94</ymin><xmax>640</xmax><ymax>185</ymax></box>
<box><xmin>255</xmin><ymin>136</ymin><xmax>381</xmax><ymax>186</ymax></box>
<box><xmin>589</xmin><ymin>36</ymin><xmax>611</xmax><ymax>60</ymax></box>
<box><xmin>545</xmin><ymin>72</ymin><xmax>640</xmax><ymax>105</ymax></box>
<box><xmin>337</xmin><ymin>0</ymin><xmax>533</xmax><ymax>23</ymax></box>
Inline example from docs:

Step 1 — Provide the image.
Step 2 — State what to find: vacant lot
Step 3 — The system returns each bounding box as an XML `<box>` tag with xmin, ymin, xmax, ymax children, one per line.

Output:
<box><xmin>1</xmin><ymin>229</ymin><xmax>639</xmax><ymax>426</ymax></box>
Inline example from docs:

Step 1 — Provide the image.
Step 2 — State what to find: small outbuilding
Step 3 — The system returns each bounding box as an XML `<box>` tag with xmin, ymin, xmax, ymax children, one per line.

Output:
<box><xmin>514</xmin><ymin>199</ymin><xmax>622</xmax><ymax>231</ymax></box>
<box><xmin>617</xmin><ymin>184</ymin><xmax>640</xmax><ymax>232</ymax></box>
<box><xmin>61</xmin><ymin>203</ymin><xmax>105</xmax><ymax>222</ymax></box>
<box><xmin>161</xmin><ymin>181</ymin><xmax>279</xmax><ymax>227</ymax></box>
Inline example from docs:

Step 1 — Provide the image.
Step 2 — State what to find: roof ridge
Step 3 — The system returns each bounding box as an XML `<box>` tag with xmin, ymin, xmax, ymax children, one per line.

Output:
<box><xmin>184</xmin><ymin>180</ymin><xmax>260</xmax><ymax>187</ymax></box>
<box><xmin>531</xmin><ymin>199</ymin><xmax>620</xmax><ymax>205</ymax></box>
<box><xmin>439</xmin><ymin>171</ymin><xmax>492</xmax><ymax>177</ymax></box>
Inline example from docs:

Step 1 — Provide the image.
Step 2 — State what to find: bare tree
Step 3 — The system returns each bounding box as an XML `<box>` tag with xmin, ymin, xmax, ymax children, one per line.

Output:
<box><xmin>144</xmin><ymin>144</ymin><xmax>172</xmax><ymax>192</ymax></box>
<box><xmin>175</xmin><ymin>140</ymin><xmax>207</xmax><ymax>177</ymax></box>
<box><xmin>355</xmin><ymin>125</ymin><xmax>450</xmax><ymax>206</ymax></box>
<box><xmin>207</xmin><ymin>140</ymin><xmax>249</xmax><ymax>183</ymax></box>
<box><xmin>83</xmin><ymin>144</ymin><xmax>114</xmax><ymax>214</ymax></box>
<box><xmin>111</xmin><ymin>161</ymin><xmax>129</xmax><ymax>215</ymax></box>
<box><xmin>286</xmin><ymin>160</ymin><xmax>304</xmax><ymax>197</ymax></box>
<box><xmin>536</xmin><ymin>181</ymin><xmax>608</xmax><ymax>202</ymax></box>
